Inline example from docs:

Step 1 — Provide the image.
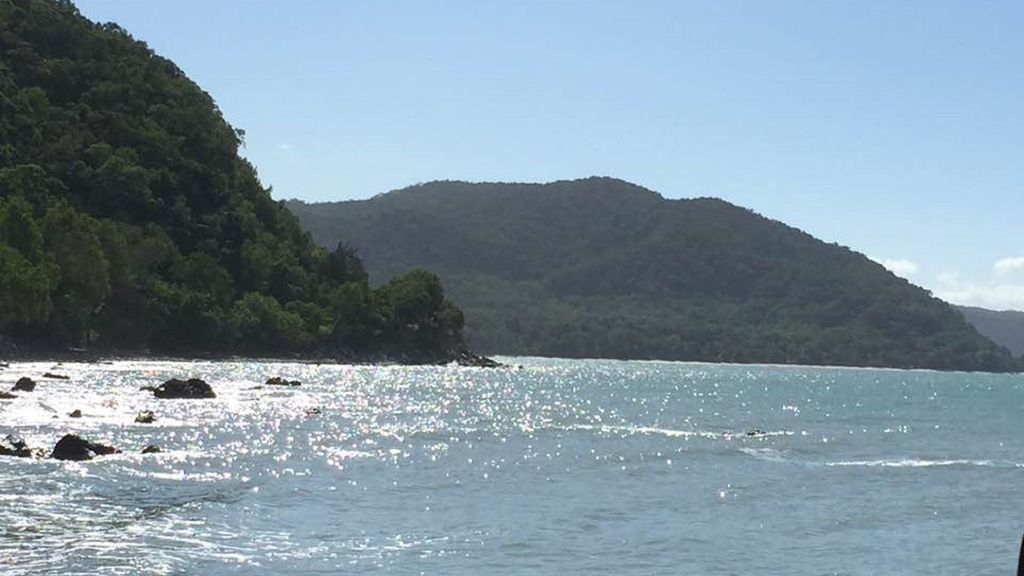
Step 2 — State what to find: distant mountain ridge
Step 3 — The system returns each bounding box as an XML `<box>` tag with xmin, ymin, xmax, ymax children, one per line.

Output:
<box><xmin>956</xmin><ymin>306</ymin><xmax>1024</xmax><ymax>357</ymax></box>
<box><xmin>287</xmin><ymin>177</ymin><xmax>1020</xmax><ymax>372</ymax></box>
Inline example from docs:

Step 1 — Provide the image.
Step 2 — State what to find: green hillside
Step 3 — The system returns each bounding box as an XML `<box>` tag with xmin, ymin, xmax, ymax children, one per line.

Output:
<box><xmin>288</xmin><ymin>178</ymin><xmax>1021</xmax><ymax>372</ymax></box>
<box><xmin>0</xmin><ymin>0</ymin><xmax>468</xmax><ymax>362</ymax></box>
<box><xmin>956</xmin><ymin>306</ymin><xmax>1024</xmax><ymax>357</ymax></box>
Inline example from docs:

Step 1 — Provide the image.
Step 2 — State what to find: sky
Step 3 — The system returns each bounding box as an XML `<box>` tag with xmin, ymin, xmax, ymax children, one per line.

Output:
<box><xmin>74</xmin><ymin>1</ymin><xmax>1023</xmax><ymax>310</ymax></box>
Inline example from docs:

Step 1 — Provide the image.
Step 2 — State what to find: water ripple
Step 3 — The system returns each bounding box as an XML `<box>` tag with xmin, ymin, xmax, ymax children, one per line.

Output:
<box><xmin>1</xmin><ymin>358</ymin><xmax>1021</xmax><ymax>574</ymax></box>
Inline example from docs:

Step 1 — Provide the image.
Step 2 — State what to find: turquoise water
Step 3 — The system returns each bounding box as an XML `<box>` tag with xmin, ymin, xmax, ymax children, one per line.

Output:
<box><xmin>0</xmin><ymin>358</ymin><xmax>1021</xmax><ymax>575</ymax></box>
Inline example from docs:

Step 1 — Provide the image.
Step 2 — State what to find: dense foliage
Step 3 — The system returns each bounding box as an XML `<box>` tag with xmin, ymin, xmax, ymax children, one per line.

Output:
<box><xmin>288</xmin><ymin>177</ymin><xmax>1021</xmax><ymax>372</ymax></box>
<box><xmin>956</xmin><ymin>306</ymin><xmax>1024</xmax><ymax>357</ymax></box>
<box><xmin>0</xmin><ymin>0</ymin><xmax>466</xmax><ymax>360</ymax></box>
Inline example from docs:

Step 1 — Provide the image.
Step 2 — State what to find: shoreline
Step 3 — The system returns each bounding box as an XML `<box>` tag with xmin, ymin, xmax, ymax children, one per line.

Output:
<box><xmin>3</xmin><ymin>352</ymin><xmax>1019</xmax><ymax>375</ymax></box>
<box><xmin>4</xmin><ymin>344</ymin><xmax>1016</xmax><ymax>374</ymax></box>
<box><xmin>0</xmin><ymin>344</ymin><xmax>502</xmax><ymax>368</ymax></box>
<box><xmin>459</xmin><ymin>352</ymin><xmax>1024</xmax><ymax>375</ymax></box>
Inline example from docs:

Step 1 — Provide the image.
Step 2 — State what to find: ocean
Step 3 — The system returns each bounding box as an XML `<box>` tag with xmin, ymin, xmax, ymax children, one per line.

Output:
<box><xmin>0</xmin><ymin>358</ymin><xmax>1021</xmax><ymax>575</ymax></box>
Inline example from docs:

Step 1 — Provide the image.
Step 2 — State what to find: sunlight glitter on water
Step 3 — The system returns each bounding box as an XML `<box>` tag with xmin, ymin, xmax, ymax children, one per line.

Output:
<box><xmin>1</xmin><ymin>358</ymin><xmax>1022</xmax><ymax>575</ymax></box>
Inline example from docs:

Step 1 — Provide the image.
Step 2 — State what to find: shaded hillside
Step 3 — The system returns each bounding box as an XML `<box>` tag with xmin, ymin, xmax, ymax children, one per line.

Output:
<box><xmin>956</xmin><ymin>306</ymin><xmax>1024</xmax><ymax>357</ymax></box>
<box><xmin>0</xmin><ymin>0</ymin><xmax>467</xmax><ymax>362</ymax></box>
<box><xmin>288</xmin><ymin>178</ymin><xmax>1020</xmax><ymax>371</ymax></box>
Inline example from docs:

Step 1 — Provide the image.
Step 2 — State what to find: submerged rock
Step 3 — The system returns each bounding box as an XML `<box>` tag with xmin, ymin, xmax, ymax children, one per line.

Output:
<box><xmin>43</xmin><ymin>372</ymin><xmax>70</xmax><ymax>380</ymax></box>
<box><xmin>0</xmin><ymin>435</ymin><xmax>33</xmax><ymax>458</ymax></box>
<box><xmin>151</xmin><ymin>378</ymin><xmax>215</xmax><ymax>399</ymax></box>
<box><xmin>12</xmin><ymin>377</ymin><xmax>35</xmax><ymax>392</ymax></box>
<box><xmin>134</xmin><ymin>410</ymin><xmax>156</xmax><ymax>424</ymax></box>
<box><xmin>0</xmin><ymin>391</ymin><xmax>17</xmax><ymax>400</ymax></box>
<box><xmin>141</xmin><ymin>444</ymin><xmax>162</xmax><ymax>454</ymax></box>
<box><xmin>50</xmin><ymin>434</ymin><xmax>120</xmax><ymax>461</ymax></box>
<box><xmin>265</xmin><ymin>376</ymin><xmax>301</xmax><ymax>387</ymax></box>
<box><xmin>69</xmin><ymin>409</ymin><xmax>82</xmax><ymax>418</ymax></box>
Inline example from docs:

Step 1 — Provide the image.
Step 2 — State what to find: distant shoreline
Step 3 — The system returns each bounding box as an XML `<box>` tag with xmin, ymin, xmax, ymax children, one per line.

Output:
<box><xmin>458</xmin><ymin>353</ymin><xmax>1024</xmax><ymax>375</ymax></box>
<box><xmin>0</xmin><ymin>344</ymin><xmax>501</xmax><ymax>368</ymax></box>
<box><xmin>3</xmin><ymin>349</ymin><xmax>1017</xmax><ymax>375</ymax></box>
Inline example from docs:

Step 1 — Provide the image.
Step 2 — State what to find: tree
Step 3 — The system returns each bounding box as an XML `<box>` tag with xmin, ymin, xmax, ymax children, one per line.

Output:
<box><xmin>0</xmin><ymin>242</ymin><xmax>54</xmax><ymax>329</ymax></box>
<box><xmin>379</xmin><ymin>269</ymin><xmax>451</xmax><ymax>350</ymax></box>
<box><xmin>325</xmin><ymin>242</ymin><xmax>368</xmax><ymax>285</ymax></box>
<box><xmin>228</xmin><ymin>292</ymin><xmax>309</xmax><ymax>353</ymax></box>
<box><xmin>0</xmin><ymin>195</ymin><xmax>44</xmax><ymax>261</ymax></box>
<box><xmin>0</xmin><ymin>0</ymin><xmax>470</xmax><ymax>362</ymax></box>
<box><xmin>43</xmin><ymin>203</ymin><xmax>110</xmax><ymax>345</ymax></box>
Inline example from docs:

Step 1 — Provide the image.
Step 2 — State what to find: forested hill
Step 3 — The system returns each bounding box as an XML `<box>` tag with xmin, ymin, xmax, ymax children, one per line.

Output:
<box><xmin>0</xmin><ymin>0</ymin><xmax>469</xmax><ymax>362</ymax></box>
<box><xmin>287</xmin><ymin>178</ymin><xmax>1021</xmax><ymax>372</ymax></box>
<box><xmin>956</xmin><ymin>306</ymin><xmax>1024</xmax><ymax>357</ymax></box>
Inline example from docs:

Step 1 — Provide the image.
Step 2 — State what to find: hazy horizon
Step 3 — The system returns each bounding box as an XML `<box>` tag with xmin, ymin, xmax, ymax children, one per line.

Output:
<box><xmin>73</xmin><ymin>1</ymin><xmax>1024</xmax><ymax>311</ymax></box>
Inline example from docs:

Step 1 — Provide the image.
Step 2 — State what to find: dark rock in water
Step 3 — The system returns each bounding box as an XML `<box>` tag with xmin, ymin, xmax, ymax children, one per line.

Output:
<box><xmin>50</xmin><ymin>434</ymin><xmax>120</xmax><ymax>461</ymax></box>
<box><xmin>12</xmin><ymin>377</ymin><xmax>35</xmax><ymax>392</ymax></box>
<box><xmin>87</xmin><ymin>442</ymin><xmax>119</xmax><ymax>456</ymax></box>
<box><xmin>135</xmin><ymin>410</ymin><xmax>156</xmax><ymax>424</ymax></box>
<box><xmin>745</xmin><ymin>428</ymin><xmax>767</xmax><ymax>437</ymax></box>
<box><xmin>69</xmin><ymin>409</ymin><xmax>82</xmax><ymax>418</ymax></box>
<box><xmin>454</xmin><ymin>351</ymin><xmax>502</xmax><ymax>368</ymax></box>
<box><xmin>43</xmin><ymin>372</ymin><xmax>70</xmax><ymax>380</ymax></box>
<box><xmin>305</xmin><ymin>407</ymin><xmax>322</xmax><ymax>416</ymax></box>
<box><xmin>152</xmin><ymin>378</ymin><xmax>215</xmax><ymax>399</ymax></box>
<box><xmin>1017</xmin><ymin>533</ymin><xmax>1023</xmax><ymax>576</ymax></box>
<box><xmin>265</xmin><ymin>376</ymin><xmax>301</xmax><ymax>387</ymax></box>
<box><xmin>139</xmin><ymin>385</ymin><xmax>157</xmax><ymax>392</ymax></box>
<box><xmin>0</xmin><ymin>391</ymin><xmax>16</xmax><ymax>400</ymax></box>
<box><xmin>0</xmin><ymin>434</ymin><xmax>33</xmax><ymax>458</ymax></box>
<box><xmin>141</xmin><ymin>444</ymin><xmax>162</xmax><ymax>454</ymax></box>
<box><xmin>0</xmin><ymin>362</ymin><xmax>9</xmax><ymax>368</ymax></box>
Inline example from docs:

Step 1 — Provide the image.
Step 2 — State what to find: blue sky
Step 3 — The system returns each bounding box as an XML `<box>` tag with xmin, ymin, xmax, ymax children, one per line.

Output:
<box><xmin>75</xmin><ymin>1</ymin><xmax>1023</xmax><ymax>310</ymax></box>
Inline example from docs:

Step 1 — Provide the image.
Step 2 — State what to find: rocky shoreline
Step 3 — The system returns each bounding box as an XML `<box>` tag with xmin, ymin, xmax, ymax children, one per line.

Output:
<box><xmin>0</xmin><ymin>353</ymin><xmax>502</xmax><ymax>464</ymax></box>
<box><xmin>1</xmin><ymin>374</ymin><xmax>295</xmax><ymax>461</ymax></box>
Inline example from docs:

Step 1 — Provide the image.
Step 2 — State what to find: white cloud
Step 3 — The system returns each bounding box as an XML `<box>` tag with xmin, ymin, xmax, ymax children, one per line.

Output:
<box><xmin>993</xmin><ymin>256</ymin><xmax>1024</xmax><ymax>276</ymax></box>
<box><xmin>935</xmin><ymin>283</ymin><xmax>1024</xmax><ymax>311</ymax></box>
<box><xmin>277</xmin><ymin>143</ymin><xmax>293</xmax><ymax>151</ymax></box>
<box><xmin>933</xmin><ymin>269</ymin><xmax>1024</xmax><ymax>311</ymax></box>
<box><xmin>876</xmin><ymin>258</ymin><xmax>919</xmax><ymax>278</ymax></box>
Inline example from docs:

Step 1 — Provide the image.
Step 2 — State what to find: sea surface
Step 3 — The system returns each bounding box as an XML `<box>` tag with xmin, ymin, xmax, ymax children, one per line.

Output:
<box><xmin>0</xmin><ymin>358</ymin><xmax>1021</xmax><ymax>575</ymax></box>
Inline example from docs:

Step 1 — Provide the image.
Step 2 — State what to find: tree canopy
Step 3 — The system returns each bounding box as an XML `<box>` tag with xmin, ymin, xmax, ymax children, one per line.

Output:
<box><xmin>0</xmin><ymin>0</ymin><xmax>466</xmax><ymax>361</ymax></box>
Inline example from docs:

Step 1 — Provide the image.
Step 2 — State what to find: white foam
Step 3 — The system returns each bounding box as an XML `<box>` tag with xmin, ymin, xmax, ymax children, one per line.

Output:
<box><xmin>567</xmin><ymin>423</ymin><xmax>718</xmax><ymax>439</ymax></box>
<box><xmin>566</xmin><ymin>423</ymin><xmax>793</xmax><ymax>440</ymax></box>
<box><xmin>824</xmin><ymin>458</ymin><xmax>1015</xmax><ymax>468</ymax></box>
<box><xmin>738</xmin><ymin>447</ymin><xmax>792</xmax><ymax>463</ymax></box>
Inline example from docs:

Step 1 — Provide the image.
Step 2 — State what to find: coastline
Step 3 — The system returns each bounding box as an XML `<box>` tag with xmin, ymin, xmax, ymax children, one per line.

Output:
<box><xmin>3</xmin><ymin>341</ymin><xmax>1019</xmax><ymax>374</ymax></box>
<box><xmin>0</xmin><ymin>340</ymin><xmax>502</xmax><ymax>368</ymax></box>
